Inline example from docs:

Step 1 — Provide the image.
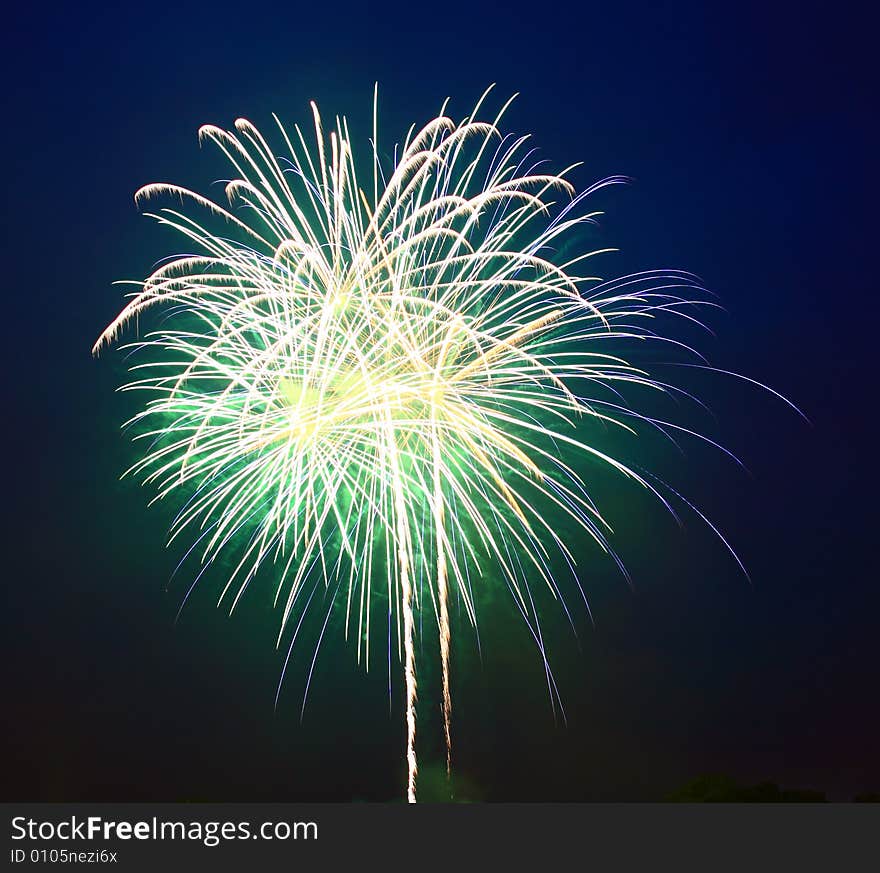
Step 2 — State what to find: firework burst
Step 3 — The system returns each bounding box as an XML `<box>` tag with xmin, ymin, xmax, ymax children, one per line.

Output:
<box><xmin>94</xmin><ymin>86</ymin><xmax>776</xmax><ymax>802</ymax></box>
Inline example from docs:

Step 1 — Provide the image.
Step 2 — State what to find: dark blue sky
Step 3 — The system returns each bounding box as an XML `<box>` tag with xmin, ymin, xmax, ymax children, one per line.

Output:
<box><xmin>3</xmin><ymin>0</ymin><xmax>876</xmax><ymax>800</ymax></box>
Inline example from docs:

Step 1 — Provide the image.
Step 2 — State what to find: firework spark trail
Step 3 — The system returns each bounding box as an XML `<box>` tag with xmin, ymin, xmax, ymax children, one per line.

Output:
<box><xmin>94</xmin><ymin>86</ymin><xmax>786</xmax><ymax>802</ymax></box>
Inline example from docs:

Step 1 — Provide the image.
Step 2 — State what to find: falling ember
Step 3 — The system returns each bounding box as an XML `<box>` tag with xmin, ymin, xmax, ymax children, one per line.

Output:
<box><xmin>94</xmin><ymin>86</ymin><xmax>789</xmax><ymax>801</ymax></box>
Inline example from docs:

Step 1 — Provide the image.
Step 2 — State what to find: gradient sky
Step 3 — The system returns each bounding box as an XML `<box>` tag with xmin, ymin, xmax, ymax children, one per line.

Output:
<box><xmin>3</xmin><ymin>0</ymin><xmax>876</xmax><ymax>801</ymax></box>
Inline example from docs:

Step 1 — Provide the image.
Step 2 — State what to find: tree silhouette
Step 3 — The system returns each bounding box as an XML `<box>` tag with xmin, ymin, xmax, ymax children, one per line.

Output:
<box><xmin>665</xmin><ymin>774</ymin><xmax>826</xmax><ymax>802</ymax></box>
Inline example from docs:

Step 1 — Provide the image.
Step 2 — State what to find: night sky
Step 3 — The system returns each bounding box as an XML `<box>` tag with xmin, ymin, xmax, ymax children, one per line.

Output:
<box><xmin>3</xmin><ymin>1</ymin><xmax>876</xmax><ymax>802</ymax></box>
